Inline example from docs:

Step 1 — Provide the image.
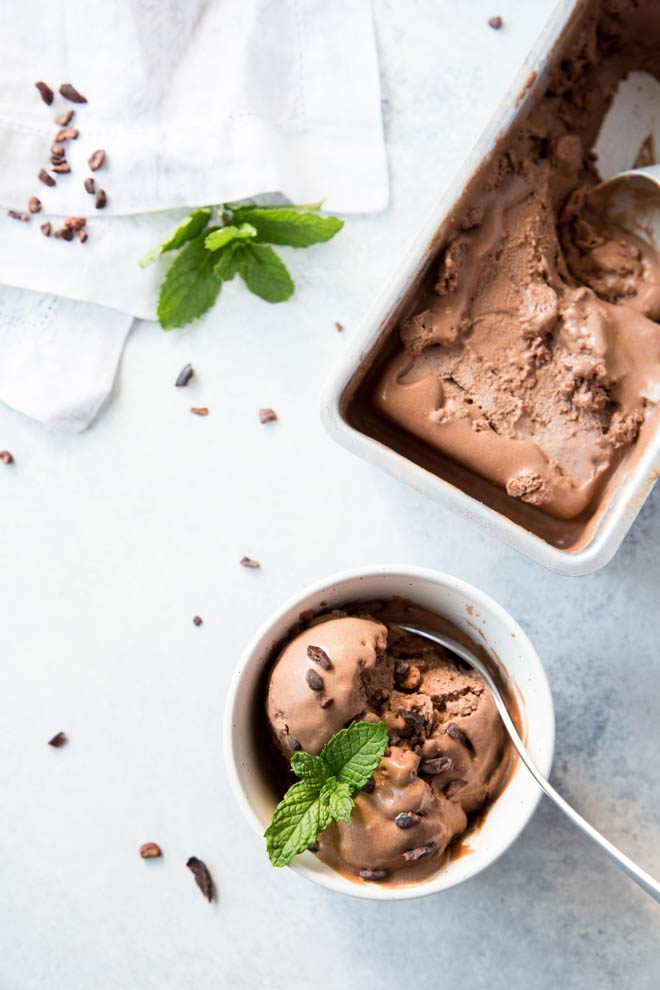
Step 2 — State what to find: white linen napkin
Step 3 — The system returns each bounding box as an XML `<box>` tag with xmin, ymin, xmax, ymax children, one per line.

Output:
<box><xmin>0</xmin><ymin>0</ymin><xmax>387</xmax><ymax>430</ymax></box>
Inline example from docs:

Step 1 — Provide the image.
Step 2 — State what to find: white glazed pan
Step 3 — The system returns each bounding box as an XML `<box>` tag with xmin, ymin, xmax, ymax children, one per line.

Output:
<box><xmin>320</xmin><ymin>0</ymin><xmax>659</xmax><ymax>575</ymax></box>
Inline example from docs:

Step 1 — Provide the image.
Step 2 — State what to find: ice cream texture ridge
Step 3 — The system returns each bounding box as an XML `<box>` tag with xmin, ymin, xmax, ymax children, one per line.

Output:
<box><xmin>374</xmin><ymin>0</ymin><xmax>660</xmax><ymax>520</ymax></box>
<box><xmin>265</xmin><ymin>601</ymin><xmax>516</xmax><ymax>884</ymax></box>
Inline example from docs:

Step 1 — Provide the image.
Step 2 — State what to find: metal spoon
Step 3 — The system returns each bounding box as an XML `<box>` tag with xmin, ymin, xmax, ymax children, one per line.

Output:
<box><xmin>586</xmin><ymin>163</ymin><xmax>660</xmax><ymax>244</ymax></box>
<box><xmin>398</xmin><ymin>623</ymin><xmax>660</xmax><ymax>903</ymax></box>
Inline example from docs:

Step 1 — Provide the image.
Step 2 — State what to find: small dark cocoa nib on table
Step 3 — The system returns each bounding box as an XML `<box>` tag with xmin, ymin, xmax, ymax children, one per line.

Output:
<box><xmin>420</xmin><ymin>756</ymin><xmax>453</xmax><ymax>775</ymax></box>
<box><xmin>307</xmin><ymin>644</ymin><xmax>332</xmax><ymax>670</ymax></box>
<box><xmin>190</xmin><ymin>406</ymin><xmax>209</xmax><ymax>416</ymax></box>
<box><xmin>55</xmin><ymin>127</ymin><xmax>79</xmax><ymax>142</ymax></box>
<box><xmin>38</xmin><ymin>169</ymin><xmax>55</xmax><ymax>187</ymax></box>
<box><xmin>84</xmin><ymin>177</ymin><xmax>96</xmax><ymax>195</ymax></box>
<box><xmin>48</xmin><ymin>731</ymin><xmax>67</xmax><ymax>747</ymax></box>
<box><xmin>8</xmin><ymin>210</ymin><xmax>29</xmax><ymax>222</ymax></box>
<box><xmin>359</xmin><ymin>868</ymin><xmax>388</xmax><ymax>881</ymax></box>
<box><xmin>59</xmin><ymin>82</ymin><xmax>87</xmax><ymax>104</ymax></box>
<box><xmin>52</xmin><ymin>163</ymin><xmax>71</xmax><ymax>174</ymax></box>
<box><xmin>258</xmin><ymin>407</ymin><xmax>278</xmax><ymax>423</ymax></box>
<box><xmin>193</xmin><ymin>615</ymin><xmax>203</xmax><ymax>626</ymax></box>
<box><xmin>488</xmin><ymin>15</ymin><xmax>503</xmax><ymax>29</ymax></box>
<box><xmin>51</xmin><ymin>143</ymin><xmax>65</xmax><ymax>156</ymax></box>
<box><xmin>335</xmin><ymin>321</ymin><xmax>344</xmax><ymax>332</ymax></box>
<box><xmin>35</xmin><ymin>81</ymin><xmax>54</xmax><ymax>105</ymax></box>
<box><xmin>55</xmin><ymin>227</ymin><xmax>75</xmax><ymax>241</ymax></box>
<box><xmin>0</xmin><ymin>450</ymin><xmax>14</xmax><ymax>464</ymax></box>
<box><xmin>175</xmin><ymin>363</ymin><xmax>194</xmax><ymax>387</ymax></box>
<box><xmin>64</xmin><ymin>217</ymin><xmax>86</xmax><ymax>230</ymax></box>
<box><xmin>186</xmin><ymin>856</ymin><xmax>214</xmax><ymax>902</ymax></box>
<box><xmin>139</xmin><ymin>842</ymin><xmax>162</xmax><ymax>859</ymax></box>
<box><xmin>240</xmin><ymin>556</ymin><xmax>260</xmax><ymax>568</ymax></box>
<box><xmin>55</xmin><ymin>110</ymin><xmax>74</xmax><ymax>126</ymax></box>
<box><xmin>402</xmin><ymin>841</ymin><xmax>436</xmax><ymax>862</ymax></box>
<box><xmin>394</xmin><ymin>811</ymin><xmax>421</xmax><ymax>830</ymax></box>
<box><xmin>77</xmin><ymin>229</ymin><xmax>88</xmax><ymax>244</ymax></box>
<box><xmin>95</xmin><ymin>188</ymin><xmax>108</xmax><ymax>209</ymax></box>
<box><xmin>28</xmin><ymin>197</ymin><xmax>42</xmax><ymax>214</ymax></box>
<box><xmin>40</xmin><ymin>222</ymin><xmax>51</xmax><ymax>237</ymax></box>
<box><xmin>305</xmin><ymin>668</ymin><xmax>324</xmax><ymax>692</ymax></box>
<box><xmin>88</xmin><ymin>149</ymin><xmax>106</xmax><ymax>171</ymax></box>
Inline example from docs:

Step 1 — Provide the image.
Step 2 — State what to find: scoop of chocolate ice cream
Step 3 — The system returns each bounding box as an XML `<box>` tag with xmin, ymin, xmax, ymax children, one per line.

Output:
<box><xmin>318</xmin><ymin>746</ymin><xmax>467</xmax><ymax>882</ymax></box>
<box><xmin>266</xmin><ymin>617</ymin><xmax>390</xmax><ymax>756</ymax></box>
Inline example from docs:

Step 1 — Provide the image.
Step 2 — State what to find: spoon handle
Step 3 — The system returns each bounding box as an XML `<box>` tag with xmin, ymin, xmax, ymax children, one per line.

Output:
<box><xmin>485</xmin><ymin>671</ymin><xmax>660</xmax><ymax>903</ymax></box>
<box><xmin>399</xmin><ymin>625</ymin><xmax>660</xmax><ymax>903</ymax></box>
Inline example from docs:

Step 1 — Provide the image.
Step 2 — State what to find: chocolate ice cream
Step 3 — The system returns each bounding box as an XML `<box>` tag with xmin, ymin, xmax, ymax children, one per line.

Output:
<box><xmin>266</xmin><ymin>616</ymin><xmax>389</xmax><ymax>755</ymax></box>
<box><xmin>355</xmin><ymin>0</ymin><xmax>660</xmax><ymax>526</ymax></box>
<box><xmin>264</xmin><ymin>600</ymin><xmax>517</xmax><ymax>885</ymax></box>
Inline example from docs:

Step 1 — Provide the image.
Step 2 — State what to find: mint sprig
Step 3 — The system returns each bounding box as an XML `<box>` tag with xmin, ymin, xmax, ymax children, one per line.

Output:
<box><xmin>264</xmin><ymin>720</ymin><xmax>388</xmax><ymax>867</ymax></box>
<box><xmin>228</xmin><ymin>205</ymin><xmax>343</xmax><ymax>247</ymax></box>
<box><xmin>156</xmin><ymin>228</ymin><xmax>222</xmax><ymax>330</ymax></box>
<box><xmin>140</xmin><ymin>208</ymin><xmax>212</xmax><ymax>268</ymax></box>
<box><xmin>143</xmin><ymin>200</ymin><xmax>344</xmax><ymax>330</ymax></box>
<box><xmin>204</xmin><ymin>223</ymin><xmax>256</xmax><ymax>252</ymax></box>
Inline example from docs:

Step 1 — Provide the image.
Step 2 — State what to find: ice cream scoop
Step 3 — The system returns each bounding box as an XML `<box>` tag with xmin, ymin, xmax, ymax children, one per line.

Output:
<box><xmin>585</xmin><ymin>164</ymin><xmax>660</xmax><ymax>261</ymax></box>
<box><xmin>399</xmin><ymin>622</ymin><xmax>660</xmax><ymax>904</ymax></box>
<box><xmin>266</xmin><ymin>616</ymin><xmax>390</xmax><ymax>755</ymax></box>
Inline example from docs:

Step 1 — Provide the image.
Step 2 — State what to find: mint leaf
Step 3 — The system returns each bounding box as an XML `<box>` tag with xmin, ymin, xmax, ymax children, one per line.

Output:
<box><xmin>235</xmin><ymin>243</ymin><xmax>294</xmax><ymax>302</ymax></box>
<box><xmin>204</xmin><ymin>223</ymin><xmax>256</xmax><ymax>252</ymax></box>
<box><xmin>264</xmin><ymin>781</ymin><xmax>334</xmax><ymax>867</ymax></box>
<box><xmin>157</xmin><ymin>228</ymin><xmax>222</xmax><ymax>330</ymax></box>
<box><xmin>213</xmin><ymin>241</ymin><xmax>243</xmax><ymax>282</ymax></box>
<box><xmin>229</xmin><ymin>206</ymin><xmax>343</xmax><ymax>247</ymax></box>
<box><xmin>320</xmin><ymin>721</ymin><xmax>389</xmax><ymax>790</ymax></box>
<box><xmin>320</xmin><ymin>779</ymin><xmax>354</xmax><ymax>823</ymax></box>
<box><xmin>263</xmin><ymin>721</ymin><xmax>388</xmax><ymax>867</ymax></box>
<box><xmin>291</xmin><ymin>751</ymin><xmax>331</xmax><ymax>789</ymax></box>
<box><xmin>140</xmin><ymin>208</ymin><xmax>212</xmax><ymax>268</ymax></box>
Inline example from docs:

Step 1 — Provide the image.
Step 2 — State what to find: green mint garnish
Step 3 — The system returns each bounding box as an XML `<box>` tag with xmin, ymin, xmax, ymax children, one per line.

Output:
<box><xmin>264</xmin><ymin>720</ymin><xmax>388</xmax><ymax>867</ymax></box>
<box><xmin>139</xmin><ymin>208</ymin><xmax>212</xmax><ymax>268</ymax></box>
<box><xmin>156</xmin><ymin>228</ymin><xmax>222</xmax><ymax>330</ymax></box>
<box><xmin>143</xmin><ymin>200</ymin><xmax>343</xmax><ymax>329</ymax></box>
<box><xmin>228</xmin><ymin>205</ymin><xmax>343</xmax><ymax>247</ymax></box>
<box><xmin>204</xmin><ymin>223</ymin><xmax>256</xmax><ymax>252</ymax></box>
<box><xmin>231</xmin><ymin>242</ymin><xmax>294</xmax><ymax>302</ymax></box>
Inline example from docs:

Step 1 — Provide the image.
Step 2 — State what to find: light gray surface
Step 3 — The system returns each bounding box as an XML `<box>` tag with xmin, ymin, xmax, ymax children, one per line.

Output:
<box><xmin>0</xmin><ymin>2</ymin><xmax>658</xmax><ymax>988</ymax></box>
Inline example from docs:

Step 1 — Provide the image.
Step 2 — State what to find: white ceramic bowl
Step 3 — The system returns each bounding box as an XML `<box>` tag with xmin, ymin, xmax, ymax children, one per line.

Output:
<box><xmin>224</xmin><ymin>565</ymin><xmax>555</xmax><ymax>900</ymax></box>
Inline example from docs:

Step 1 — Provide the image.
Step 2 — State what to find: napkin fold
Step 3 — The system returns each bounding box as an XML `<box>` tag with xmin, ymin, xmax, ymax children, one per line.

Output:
<box><xmin>0</xmin><ymin>0</ymin><xmax>387</xmax><ymax>430</ymax></box>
